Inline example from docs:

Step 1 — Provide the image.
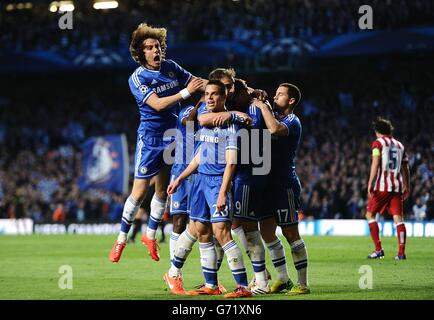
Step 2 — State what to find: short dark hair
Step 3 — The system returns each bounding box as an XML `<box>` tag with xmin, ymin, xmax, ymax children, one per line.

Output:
<box><xmin>279</xmin><ymin>83</ymin><xmax>301</xmax><ymax>108</ymax></box>
<box><xmin>234</xmin><ymin>78</ymin><xmax>248</xmax><ymax>93</ymax></box>
<box><xmin>209</xmin><ymin>68</ymin><xmax>236</xmax><ymax>81</ymax></box>
<box><xmin>206</xmin><ymin>80</ymin><xmax>227</xmax><ymax>96</ymax></box>
<box><xmin>373</xmin><ymin>117</ymin><xmax>394</xmax><ymax>135</ymax></box>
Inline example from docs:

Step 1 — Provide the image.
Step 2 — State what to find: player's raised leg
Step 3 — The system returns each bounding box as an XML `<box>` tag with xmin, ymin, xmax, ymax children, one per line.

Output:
<box><xmin>109</xmin><ymin>178</ymin><xmax>149</xmax><ymax>262</ymax></box>
<box><xmin>129</xmin><ymin>184</ymin><xmax>155</xmax><ymax>244</ymax></box>
<box><xmin>141</xmin><ymin>165</ymin><xmax>171</xmax><ymax>261</ymax></box>
<box><xmin>128</xmin><ymin>207</ymin><xmax>144</xmax><ymax>244</ymax></box>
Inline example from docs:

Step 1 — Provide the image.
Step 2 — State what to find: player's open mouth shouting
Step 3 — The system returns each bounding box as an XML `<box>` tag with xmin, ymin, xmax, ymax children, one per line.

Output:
<box><xmin>151</xmin><ymin>54</ymin><xmax>161</xmax><ymax>68</ymax></box>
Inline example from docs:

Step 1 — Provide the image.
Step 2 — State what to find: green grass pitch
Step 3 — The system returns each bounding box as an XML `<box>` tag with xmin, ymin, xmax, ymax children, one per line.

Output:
<box><xmin>1</xmin><ymin>234</ymin><xmax>433</xmax><ymax>300</ymax></box>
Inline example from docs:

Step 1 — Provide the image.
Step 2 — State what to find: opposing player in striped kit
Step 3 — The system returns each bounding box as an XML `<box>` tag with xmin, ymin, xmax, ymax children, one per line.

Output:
<box><xmin>366</xmin><ymin>117</ymin><xmax>410</xmax><ymax>260</ymax></box>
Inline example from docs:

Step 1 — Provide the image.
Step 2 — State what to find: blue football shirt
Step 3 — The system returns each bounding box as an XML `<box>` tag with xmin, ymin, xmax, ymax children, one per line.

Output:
<box><xmin>172</xmin><ymin>106</ymin><xmax>195</xmax><ymax>176</ymax></box>
<box><xmin>235</xmin><ymin>104</ymin><xmax>266</xmax><ymax>183</ymax></box>
<box><xmin>270</xmin><ymin>112</ymin><xmax>302</xmax><ymax>185</ymax></box>
<box><xmin>197</xmin><ymin>122</ymin><xmax>239</xmax><ymax>175</ymax></box>
<box><xmin>128</xmin><ymin>59</ymin><xmax>192</xmax><ymax>137</ymax></box>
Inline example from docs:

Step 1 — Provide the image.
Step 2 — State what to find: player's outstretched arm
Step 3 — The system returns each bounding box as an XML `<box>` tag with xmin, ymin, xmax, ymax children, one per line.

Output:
<box><xmin>198</xmin><ymin>112</ymin><xmax>231</xmax><ymax>127</ymax></box>
<box><xmin>254</xmin><ymin>99</ymin><xmax>288</xmax><ymax>136</ymax></box>
<box><xmin>147</xmin><ymin>77</ymin><xmax>203</xmax><ymax>112</ymax></box>
<box><xmin>216</xmin><ymin>149</ymin><xmax>237</xmax><ymax>213</ymax></box>
<box><xmin>198</xmin><ymin>111</ymin><xmax>252</xmax><ymax>128</ymax></box>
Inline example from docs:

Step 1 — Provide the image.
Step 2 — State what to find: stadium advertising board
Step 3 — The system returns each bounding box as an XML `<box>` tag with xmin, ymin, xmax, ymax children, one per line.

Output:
<box><xmin>1</xmin><ymin>220</ymin><xmax>431</xmax><ymax>236</ymax></box>
<box><xmin>7</xmin><ymin>220</ymin><xmax>431</xmax><ymax>237</ymax></box>
<box><xmin>0</xmin><ymin>219</ymin><xmax>33</xmax><ymax>235</ymax></box>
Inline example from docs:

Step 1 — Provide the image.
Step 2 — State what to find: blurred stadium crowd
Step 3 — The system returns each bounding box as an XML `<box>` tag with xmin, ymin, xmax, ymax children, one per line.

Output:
<box><xmin>2</xmin><ymin>0</ymin><xmax>434</xmax><ymax>53</ymax></box>
<box><xmin>296</xmin><ymin>77</ymin><xmax>434</xmax><ymax>222</ymax></box>
<box><xmin>1</xmin><ymin>67</ymin><xmax>433</xmax><ymax>223</ymax></box>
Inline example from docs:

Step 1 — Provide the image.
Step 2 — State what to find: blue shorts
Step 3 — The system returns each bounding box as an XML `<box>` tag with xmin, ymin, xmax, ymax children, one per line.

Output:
<box><xmin>186</xmin><ymin>173</ymin><xmax>197</xmax><ymax>213</ymax></box>
<box><xmin>189</xmin><ymin>173</ymin><xmax>233</xmax><ymax>224</ymax></box>
<box><xmin>170</xmin><ymin>173</ymin><xmax>190</xmax><ymax>216</ymax></box>
<box><xmin>233</xmin><ymin>178</ymin><xmax>273</xmax><ymax>221</ymax></box>
<box><xmin>265</xmin><ymin>176</ymin><xmax>301</xmax><ymax>226</ymax></box>
<box><xmin>134</xmin><ymin>133</ymin><xmax>174</xmax><ymax>179</ymax></box>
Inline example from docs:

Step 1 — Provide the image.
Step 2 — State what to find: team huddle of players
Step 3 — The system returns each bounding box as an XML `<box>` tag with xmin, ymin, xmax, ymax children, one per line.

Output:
<box><xmin>108</xmin><ymin>23</ymin><xmax>309</xmax><ymax>298</ymax></box>
<box><xmin>161</xmin><ymin>73</ymin><xmax>309</xmax><ymax>298</ymax></box>
<box><xmin>108</xmin><ymin>23</ymin><xmax>410</xmax><ymax>298</ymax></box>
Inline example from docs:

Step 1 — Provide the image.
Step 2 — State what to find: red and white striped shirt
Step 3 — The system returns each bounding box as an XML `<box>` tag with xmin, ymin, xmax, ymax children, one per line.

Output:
<box><xmin>372</xmin><ymin>136</ymin><xmax>408</xmax><ymax>193</ymax></box>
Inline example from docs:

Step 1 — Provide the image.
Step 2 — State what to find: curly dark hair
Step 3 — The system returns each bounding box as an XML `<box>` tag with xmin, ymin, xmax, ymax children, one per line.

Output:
<box><xmin>129</xmin><ymin>23</ymin><xmax>167</xmax><ymax>66</ymax></box>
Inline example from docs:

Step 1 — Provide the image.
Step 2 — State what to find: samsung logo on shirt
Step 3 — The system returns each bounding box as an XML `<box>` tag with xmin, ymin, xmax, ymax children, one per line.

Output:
<box><xmin>199</xmin><ymin>134</ymin><xmax>219</xmax><ymax>143</ymax></box>
<box><xmin>153</xmin><ymin>80</ymin><xmax>179</xmax><ymax>94</ymax></box>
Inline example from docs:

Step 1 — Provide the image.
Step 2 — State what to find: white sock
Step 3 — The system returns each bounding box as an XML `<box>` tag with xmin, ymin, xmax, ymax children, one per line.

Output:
<box><xmin>290</xmin><ymin>239</ymin><xmax>308</xmax><ymax>286</ymax></box>
<box><xmin>117</xmin><ymin>232</ymin><xmax>128</xmax><ymax>243</ymax></box>
<box><xmin>266</xmin><ymin>238</ymin><xmax>289</xmax><ymax>282</ymax></box>
<box><xmin>117</xmin><ymin>195</ymin><xmax>141</xmax><ymax>243</ymax></box>
<box><xmin>146</xmin><ymin>195</ymin><xmax>166</xmax><ymax>240</ymax></box>
<box><xmin>214</xmin><ymin>237</ymin><xmax>225</xmax><ymax>271</ymax></box>
<box><xmin>169</xmin><ymin>230</ymin><xmax>197</xmax><ymax>277</ymax></box>
<box><xmin>246</xmin><ymin>230</ymin><xmax>267</xmax><ymax>287</ymax></box>
<box><xmin>223</xmin><ymin>240</ymin><xmax>248</xmax><ymax>287</ymax></box>
<box><xmin>199</xmin><ymin>242</ymin><xmax>218</xmax><ymax>288</ymax></box>
<box><xmin>232</xmin><ymin>225</ymin><xmax>249</xmax><ymax>256</ymax></box>
<box><xmin>170</xmin><ymin>232</ymin><xmax>180</xmax><ymax>261</ymax></box>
